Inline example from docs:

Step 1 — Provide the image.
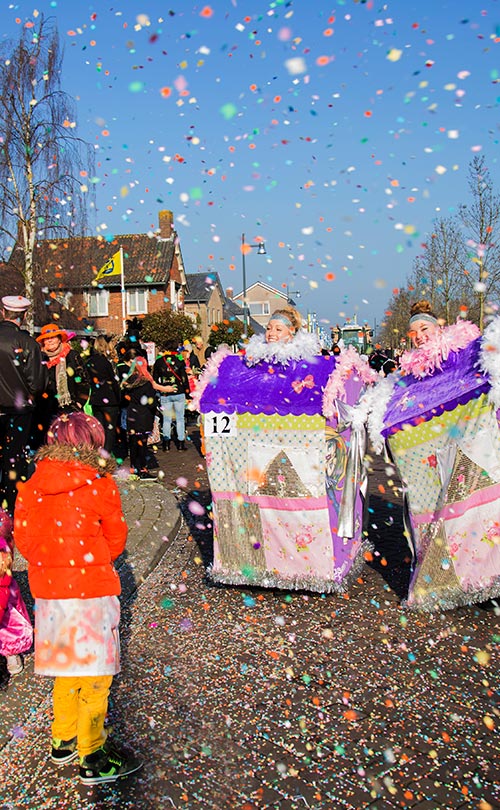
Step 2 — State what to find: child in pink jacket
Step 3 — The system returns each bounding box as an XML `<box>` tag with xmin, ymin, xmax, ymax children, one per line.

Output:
<box><xmin>0</xmin><ymin>508</ymin><xmax>33</xmax><ymax>677</ymax></box>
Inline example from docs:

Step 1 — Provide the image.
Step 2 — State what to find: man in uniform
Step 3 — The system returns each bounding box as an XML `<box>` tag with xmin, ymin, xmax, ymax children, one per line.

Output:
<box><xmin>0</xmin><ymin>295</ymin><xmax>47</xmax><ymax>513</ymax></box>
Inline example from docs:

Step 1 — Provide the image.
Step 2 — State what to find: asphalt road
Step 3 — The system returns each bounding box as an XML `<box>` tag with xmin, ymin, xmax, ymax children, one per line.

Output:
<box><xmin>0</xmin><ymin>425</ymin><xmax>497</xmax><ymax>810</ymax></box>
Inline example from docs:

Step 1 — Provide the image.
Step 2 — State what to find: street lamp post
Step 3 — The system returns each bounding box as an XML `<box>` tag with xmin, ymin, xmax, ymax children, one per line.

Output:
<box><xmin>241</xmin><ymin>233</ymin><xmax>266</xmax><ymax>333</ymax></box>
<box><xmin>285</xmin><ymin>284</ymin><xmax>301</xmax><ymax>305</ymax></box>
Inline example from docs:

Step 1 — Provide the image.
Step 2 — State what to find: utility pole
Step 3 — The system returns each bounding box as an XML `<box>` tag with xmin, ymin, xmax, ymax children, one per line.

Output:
<box><xmin>241</xmin><ymin>233</ymin><xmax>266</xmax><ymax>333</ymax></box>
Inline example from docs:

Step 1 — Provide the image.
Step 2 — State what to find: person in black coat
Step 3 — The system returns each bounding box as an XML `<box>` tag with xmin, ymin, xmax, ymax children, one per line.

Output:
<box><xmin>0</xmin><ymin>296</ymin><xmax>47</xmax><ymax>513</ymax></box>
<box><xmin>368</xmin><ymin>349</ymin><xmax>397</xmax><ymax>376</ymax></box>
<box><xmin>85</xmin><ymin>336</ymin><xmax>121</xmax><ymax>455</ymax></box>
<box><xmin>120</xmin><ymin>351</ymin><xmax>158</xmax><ymax>480</ymax></box>
<box><xmin>152</xmin><ymin>340</ymin><xmax>191</xmax><ymax>451</ymax></box>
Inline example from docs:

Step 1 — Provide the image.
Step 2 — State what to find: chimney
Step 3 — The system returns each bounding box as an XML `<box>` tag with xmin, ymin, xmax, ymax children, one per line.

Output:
<box><xmin>226</xmin><ymin>287</ymin><xmax>234</xmax><ymax>300</ymax></box>
<box><xmin>159</xmin><ymin>210</ymin><xmax>174</xmax><ymax>239</ymax></box>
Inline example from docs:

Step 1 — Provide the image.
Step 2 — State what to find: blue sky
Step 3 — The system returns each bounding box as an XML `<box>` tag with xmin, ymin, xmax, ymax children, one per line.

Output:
<box><xmin>2</xmin><ymin>0</ymin><xmax>500</xmax><ymax>333</ymax></box>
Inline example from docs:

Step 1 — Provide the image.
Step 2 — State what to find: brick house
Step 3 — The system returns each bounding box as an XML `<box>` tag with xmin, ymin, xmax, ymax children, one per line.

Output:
<box><xmin>5</xmin><ymin>210</ymin><xmax>187</xmax><ymax>336</ymax></box>
<box><xmin>184</xmin><ymin>272</ymin><xmax>265</xmax><ymax>343</ymax></box>
<box><xmin>231</xmin><ymin>281</ymin><xmax>293</xmax><ymax>329</ymax></box>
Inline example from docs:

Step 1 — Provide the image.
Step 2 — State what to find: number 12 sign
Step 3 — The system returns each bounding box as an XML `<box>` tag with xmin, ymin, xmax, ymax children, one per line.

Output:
<box><xmin>203</xmin><ymin>411</ymin><xmax>237</xmax><ymax>437</ymax></box>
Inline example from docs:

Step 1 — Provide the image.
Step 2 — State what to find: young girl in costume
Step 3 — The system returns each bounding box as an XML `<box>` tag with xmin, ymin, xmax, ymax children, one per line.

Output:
<box><xmin>191</xmin><ymin>307</ymin><xmax>376</xmax><ymax>593</ymax></box>
<box><xmin>361</xmin><ymin>300</ymin><xmax>500</xmax><ymax>611</ymax></box>
<box><xmin>0</xmin><ymin>508</ymin><xmax>33</xmax><ymax>678</ymax></box>
<box><xmin>14</xmin><ymin>411</ymin><xmax>142</xmax><ymax>784</ymax></box>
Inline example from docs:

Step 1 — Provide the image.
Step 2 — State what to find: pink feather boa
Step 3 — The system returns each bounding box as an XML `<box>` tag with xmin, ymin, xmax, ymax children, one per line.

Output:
<box><xmin>322</xmin><ymin>346</ymin><xmax>378</xmax><ymax>418</ymax></box>
<box><xmin>188</xmin><ymin>344</ymin><xmax>233</xmax><ymax>411</ymax></box>
<box><xmin>399</xmin><ymin>320</ymin><xmax>481</xmax><ymax>379</ymax></box>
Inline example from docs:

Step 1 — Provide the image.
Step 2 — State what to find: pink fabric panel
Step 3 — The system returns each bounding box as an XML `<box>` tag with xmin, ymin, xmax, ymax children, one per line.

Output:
<box><xmin>259</xmin><ymin>504</ymin><xmax>335</xmax><ymax>579</ymax></box>
<box><xmin>443</xmin><ymin>502</ymin><xmax>500</xmax><ymax>587</ymax></box>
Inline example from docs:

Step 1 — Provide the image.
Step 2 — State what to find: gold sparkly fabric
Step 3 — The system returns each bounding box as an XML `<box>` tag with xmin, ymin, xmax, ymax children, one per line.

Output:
<box><xmin>257</xmin><ymin>452</ymin><xmax>312</xmax><ymax>498</ymax></box>
<box><xmin>215</xmin><ymin>499</ymin><xmax>267</xmax><ymax>574</ymax></box>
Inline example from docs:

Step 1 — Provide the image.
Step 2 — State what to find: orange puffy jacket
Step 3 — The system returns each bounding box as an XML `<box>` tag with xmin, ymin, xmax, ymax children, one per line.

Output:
<box><xmin>14</xmin><ymin>445</ymin><xmax>127</xmax><ymax>600</ymax></box>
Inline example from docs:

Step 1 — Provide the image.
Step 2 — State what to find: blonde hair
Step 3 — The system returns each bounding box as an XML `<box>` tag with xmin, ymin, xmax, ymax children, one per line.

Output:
<box><xmin>268</xmin><ymin>307</ymin><xmax>302</xmax><ymax>332</ymax></box>
<box><xmin>93</xmin><ymin>335</ymin><xmax>110</xmax><ymax>356</ymax></box>
<box><xmin>106</xmin><ymin>335</ymin><xmax>120</xmax><ymax>364</ymax></box>
<box><xmin>410</xmin><ymin>300</ymin><xmax>437</xmax><ymax>320</ymax></box>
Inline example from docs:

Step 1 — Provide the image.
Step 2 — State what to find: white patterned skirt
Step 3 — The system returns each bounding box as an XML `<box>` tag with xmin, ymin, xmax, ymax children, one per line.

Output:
<box><xmin>34</xmin><ymin>595</ymin><xmax>121</xmax><ymax>677</ymax></box>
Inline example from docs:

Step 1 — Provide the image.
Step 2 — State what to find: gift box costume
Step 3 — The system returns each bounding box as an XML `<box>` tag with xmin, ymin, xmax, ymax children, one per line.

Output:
<box><xmin>191</xmin><ymin>332</ymin><xmax>376</xmax><ymax>592</ymax></box>
<box><xmin>363</xmin><ymin>319</ymin><xmax>500</xmax><ymax>611</ymax></box>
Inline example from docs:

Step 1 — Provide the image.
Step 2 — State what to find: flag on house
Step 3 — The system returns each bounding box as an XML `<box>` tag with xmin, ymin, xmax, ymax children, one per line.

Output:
<box><xmin>95</xmin><ymin>249</ymin><xmax>123</xmax><ymax>281</ymax></box>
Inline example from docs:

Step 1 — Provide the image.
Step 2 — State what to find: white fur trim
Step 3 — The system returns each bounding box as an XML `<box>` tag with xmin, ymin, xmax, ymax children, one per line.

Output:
<box><xmin>244</xmin><ymin>330</ymin><xmax>321</xmax><ymax>366</ymax></box>
<box><xmin>480</xmin><ymin>316</ymin><xmax>500</xmax><ymax>409</ymax></box>
<box><xmin>363</xmin><ymin>374</ymin><xmax>398</xmax><ymax>454</ymax></box>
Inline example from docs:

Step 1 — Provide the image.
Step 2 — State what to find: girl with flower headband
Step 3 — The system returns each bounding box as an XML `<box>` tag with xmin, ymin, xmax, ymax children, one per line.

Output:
<box><xmin>190</xmin><ymin>306</ymin><xmax>376</xmax><ymax>593</ymax></box>
<box><xmin>360</xmin><ymin>299</ymin><xmax>500</xmax><ymax>611</ymax></box>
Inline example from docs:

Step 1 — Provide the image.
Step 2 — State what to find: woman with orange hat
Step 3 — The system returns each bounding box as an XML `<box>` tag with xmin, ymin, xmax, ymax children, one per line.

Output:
<box><xmin>36</xmin><ymin>324</ymin><xmax>90</xmax><ymax>436</ymax></box>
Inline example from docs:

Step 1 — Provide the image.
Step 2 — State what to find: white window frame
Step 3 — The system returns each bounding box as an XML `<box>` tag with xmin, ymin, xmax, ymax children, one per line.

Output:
<box><xmin>87</xmin><ymin>288</ymin><xmax>109</xmax><ymax>317</ymax></box>
<box><xmin>248</xmin><ymin>301</ymin><xmax>270</xmax><ymax>316</ymax></box>
<box><xmin>127</xmin><ymin>288</ymin><xmax>148</xmax><ymax>315</ymax></box>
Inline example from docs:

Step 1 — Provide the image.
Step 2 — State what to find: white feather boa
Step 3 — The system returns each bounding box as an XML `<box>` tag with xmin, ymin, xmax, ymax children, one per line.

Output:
<box><xmin>244</xmin><ymin>330</ymin><xmax>321</xmax><ymax>366</ymax></box>
<box><xmin>355</xmin><ymin>373</ymin><xmax>398</xmax><ymax>455</ymax></box>
<box><xmin>480</xmin><ymin>316</ymin><xmax>500</xmax><ymax>410</ymax></box>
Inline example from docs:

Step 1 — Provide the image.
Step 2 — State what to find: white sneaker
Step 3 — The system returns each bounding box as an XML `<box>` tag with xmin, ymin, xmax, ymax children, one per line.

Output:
<box><xmin>6</xmin><ymin>654</ymin><xmax>23</xmax><ymax>676</ymax></box>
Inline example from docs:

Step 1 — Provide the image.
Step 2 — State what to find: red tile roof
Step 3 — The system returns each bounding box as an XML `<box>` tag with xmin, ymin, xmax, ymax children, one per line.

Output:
<box><xmin>10</xmin><ymin>233</ymin><xmax>176</xmax><ymax>291</ymax></box>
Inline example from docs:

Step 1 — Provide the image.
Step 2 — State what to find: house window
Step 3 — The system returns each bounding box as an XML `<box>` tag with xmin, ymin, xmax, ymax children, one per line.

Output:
<box><xmin>248</xmin><ymin>301</ymin><xmax>270</xmax><ymax>316</ymax></box>
<box><xmin>87</xmin><ymin>289</ymin><xmax>109</xmax><ymax>317</ymax></box>
<box><xmin>127</xmin><ymin>288</ymin><xmax>148</xmax><ymax>315</ymax></box>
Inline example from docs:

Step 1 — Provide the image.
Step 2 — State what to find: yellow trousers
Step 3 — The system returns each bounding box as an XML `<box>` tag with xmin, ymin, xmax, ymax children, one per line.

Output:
<box><xmin>52</xmin><ymin>675</ymin><xmax>113</xmax><ymax>757</ymax></box>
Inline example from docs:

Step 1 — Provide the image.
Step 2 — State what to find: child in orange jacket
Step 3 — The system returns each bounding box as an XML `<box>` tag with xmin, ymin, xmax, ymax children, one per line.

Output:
<box><xmin>14</xmin><ymin>411</ymin><xmax>142</xmax><ymax>785</ymax></box>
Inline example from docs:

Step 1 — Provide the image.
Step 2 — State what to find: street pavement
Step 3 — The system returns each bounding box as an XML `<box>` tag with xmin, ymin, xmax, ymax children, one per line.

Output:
<box><xmin>0</xmin><ymin>425</ymin><xmax>498</xmax><ymax>810</ymax></box>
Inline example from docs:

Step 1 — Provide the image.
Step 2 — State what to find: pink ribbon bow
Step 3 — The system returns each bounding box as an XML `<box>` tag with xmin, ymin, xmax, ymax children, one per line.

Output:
<box><xmin>291</xmin><ymin>374</ymin><xmax>315</xmax><ymax>394</ymax></box>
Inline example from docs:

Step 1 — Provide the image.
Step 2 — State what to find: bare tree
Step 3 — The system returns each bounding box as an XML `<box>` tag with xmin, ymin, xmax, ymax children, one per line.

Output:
<box><xmin>378</xmin><ymin>287</ymin><xmax>413</xmax><ymax>352</ymax></box>
<box><xmin>0</xmin><ymin>16</ymin><xmax>94</xmax><ymax>331</ymax></box>
<box><xmin>459</xmin><ymin>155</ymin><xmax>500</xmax><ymax>330</ymax></box>
<box><xmin>410</xmin><ymin>217</ymin><xmax>469</xmax><ymax>324</ymax></box>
